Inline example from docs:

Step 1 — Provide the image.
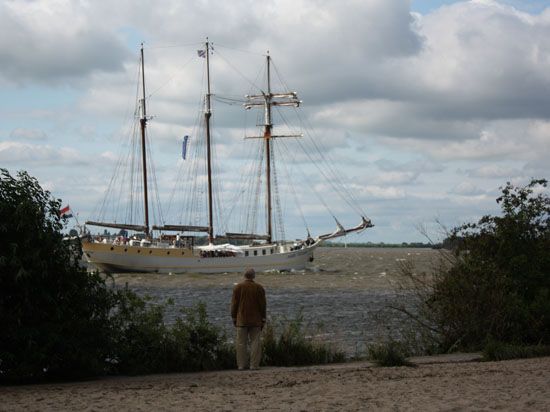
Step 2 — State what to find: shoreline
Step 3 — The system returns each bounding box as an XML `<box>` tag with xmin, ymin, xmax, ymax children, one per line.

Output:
<box><xmin>2</xmin><ymin>354</ymin><xmax>548</xmax><ymax>411</ymax></box>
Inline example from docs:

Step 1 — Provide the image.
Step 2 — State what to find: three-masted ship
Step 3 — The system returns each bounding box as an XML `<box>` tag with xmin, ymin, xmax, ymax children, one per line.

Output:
<box><xmin>82</xmin><ymin>40</ymin><xmax>372</xmax><ymax>274</ymax></box>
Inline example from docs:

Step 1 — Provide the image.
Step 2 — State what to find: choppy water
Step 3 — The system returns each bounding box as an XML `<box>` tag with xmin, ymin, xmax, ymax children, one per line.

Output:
<box><xmin>113</xmin><ymin>247</ymin><xmax>441</xmax><ymax>356</ymax></box>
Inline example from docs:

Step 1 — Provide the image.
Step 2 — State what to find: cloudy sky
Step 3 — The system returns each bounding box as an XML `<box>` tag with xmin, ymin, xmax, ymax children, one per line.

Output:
<box><xmin>1</xmin><ymin>0</ymin><xmax>549</xmax><ymax>243</ymax></box>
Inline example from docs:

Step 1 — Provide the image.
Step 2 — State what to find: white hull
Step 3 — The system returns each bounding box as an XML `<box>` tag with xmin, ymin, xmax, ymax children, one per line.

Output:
<box><xmin>82</xmin><ymin>240</ymin><xmax>319</xmax><ymax>274</ymax></box>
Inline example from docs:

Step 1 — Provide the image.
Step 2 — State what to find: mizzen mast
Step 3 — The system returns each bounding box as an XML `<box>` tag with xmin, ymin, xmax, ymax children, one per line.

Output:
<box><xmin>245</xmin><ymin>52</ymin><xmax>301</xmax><ymax>243</ymax></box>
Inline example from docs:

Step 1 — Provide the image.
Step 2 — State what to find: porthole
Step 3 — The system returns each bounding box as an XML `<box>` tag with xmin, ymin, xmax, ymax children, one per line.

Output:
<box><xmin>137</xmin><ymin>250</ymin><xmax>141</xmax><ymax>254</ymax></box>
<box><xmin>110</xmin><ymin>247</ymin><xmax>114</xmax><ymax>251</ymax></box>
<box><xmin>149</xmin><ymin>250</ymin><xmax>152</xmax><ymax>254</ymax></box>
<box><xmin>167</xmin><ymin>251</ymin><xmax>170</xmax><ymax>255</ymax></box>
<box><xmin>254</xmin><ymin>250</ymin><xmax>257</xmax><ymax>256</ymax></box>
<box><xmin>124</xmin><ymin>248</ymin><xmax>127</xmax><ymax>252</ymax></box>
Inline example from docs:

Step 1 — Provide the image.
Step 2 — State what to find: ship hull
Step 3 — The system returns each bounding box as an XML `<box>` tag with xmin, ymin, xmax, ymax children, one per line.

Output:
<box><xmin>82</xmin><ymin>241</ymin><xmax>318</xmax><ymax>274</ymax></box>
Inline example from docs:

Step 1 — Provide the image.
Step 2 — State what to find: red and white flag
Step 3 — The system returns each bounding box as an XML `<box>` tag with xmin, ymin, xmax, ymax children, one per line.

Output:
<box><xmin>60</xmin><ymin>205</ymin><xmax>72</xmax><ymax>218</ymax></box>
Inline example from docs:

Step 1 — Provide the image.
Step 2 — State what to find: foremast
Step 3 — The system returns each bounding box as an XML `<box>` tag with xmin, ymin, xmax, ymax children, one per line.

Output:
<box><xmin>139</xmin><ymin>43</ymin><xmax>150</xmax><ymax>238</ymax></box>
<box><xmin>245</xmin><ymin>52</ymin><xmax>301</xmax><ymax>243</ymax></box>
<box><xmin>85</xmin><ymin>43</ymin><xmax>151</xmax><ymax>236</ymax></box>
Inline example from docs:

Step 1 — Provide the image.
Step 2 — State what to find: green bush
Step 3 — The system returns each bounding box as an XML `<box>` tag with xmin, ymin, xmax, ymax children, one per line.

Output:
<box><xmin>482</xmin><ymin>341</ymin><xmax>550</xmax><ymax>362</ymax></box>
<box><xmin>0</xmin><ymin>169</ymin><xmax>116</xmax><ymax>383</ymax></box>
<box><xmin>262</xmin><ymin>311</ymin><xmax>345</xmax><ymax>366</ymax></box>
<box><xmin>110</xmin><ymin>296</ymin><xmax>235</xmax><ymax>375</ymax></box>
<box><xmin>393</xmin><ymin>179</ymin><xmax>550</xmax><ymax>354</ymax></box>
<box><xmin>367</xmin><ymin>340</ymin><xmax>415</xmax><ymax>367</ymax></box>
<box><xmin>168</xmin><ymin>302</ymin><xmax>235</xmax><ymax>372</ymax></box>
<box><xmin>0</xmin><ymin>169</ymin><xmax>235</xmax><ymax>382</ymax></box>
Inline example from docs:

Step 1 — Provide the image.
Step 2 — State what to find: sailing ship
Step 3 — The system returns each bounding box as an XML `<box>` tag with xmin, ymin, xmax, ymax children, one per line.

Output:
<box><xmin>82</xmin><ymin>40</ymin><xmax>372</xmax><ymax>274</ymax></box>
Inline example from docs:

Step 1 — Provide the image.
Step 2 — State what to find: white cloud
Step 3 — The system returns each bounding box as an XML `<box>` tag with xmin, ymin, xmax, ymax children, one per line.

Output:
<box><xmin>379</xmin><ymin>119</ymin><xmax>550</xmax><ymax>167</ymax></box>
<box><xmin>9</xmin><ymin>128</ymin><xmax>48</xmax><ymax>141</ymax></box>
<box><xmin>361</xmin><ymin>185</ymin><xmax>407</xmax><ymax>200</ymax></box>
<box><xmin>450</xmin><ymin>181</ymin><xmax>486</xmax><ymax>196</ymax></box>
<box><xmin>465</xmin><ymin>164</ymin><xmax>522</xmax><ymax>179</ymax></box>
<box><xmin>376</xmin><ymin>171</ymin><xmax>420</xmax><ymax>185</ymax></box>
<box><xmin>0</xmin><ymin>141</ymin><xmax>84</xmax><ymax>165</ymax></box>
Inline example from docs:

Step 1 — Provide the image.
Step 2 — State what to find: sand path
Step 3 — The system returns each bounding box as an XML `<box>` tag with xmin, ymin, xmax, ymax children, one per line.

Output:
<box><xmin>1</xmin><ymin>355</ymin><xmax>549</xmax><ymax>411</ymax></box>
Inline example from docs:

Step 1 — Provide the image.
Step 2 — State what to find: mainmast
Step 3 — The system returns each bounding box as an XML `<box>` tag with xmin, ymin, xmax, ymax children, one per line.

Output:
<box><xmin>204</xmin><ymin>39</ymin><xmax>214</xmax><ymax>244</ymax></box>
<box><xmin>245</xmin><ymin>52</ymin><xmax>301</xmax><ymax>244</ymax></box>
<box><xmin>265</xmin><ymin>54</ymin><xmax>273</xmax><ymax>244</ymax></box>
<box><xmin>140</xmin><ymin>43</ymin><xmax>150</xmax><ymax>238</ymax></box>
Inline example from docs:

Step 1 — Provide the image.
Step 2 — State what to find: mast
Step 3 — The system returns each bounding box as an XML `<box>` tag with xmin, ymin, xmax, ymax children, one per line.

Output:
<box><xmin>264</xmin><ymin>53</ymin><xmax>273</xmax><ymax>244</ymax></box>
<box><xmin>244</xmin><ymin>52</ymin><xmax>301</xmax><ymax>244</ymax></box>
<box><xmin>204</xmin><ymin>39</ymin><xmax>214</xmax><ymax>244</ymax></box>
<box><xmin>264</xmin><ymin>51</ymin><xmax>273</xmax><ymax>243</ymax></box>
<box><xmin>139</xmin><ymin>43</ymin><xmax>150</xmax><ymax>238</ymax></box>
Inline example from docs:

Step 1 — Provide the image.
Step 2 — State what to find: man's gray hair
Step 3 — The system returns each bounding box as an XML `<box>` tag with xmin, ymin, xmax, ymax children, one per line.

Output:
<box><xmin>244</xmin><ymin>268</ymin><xmax>256</xmax><ymax>279</ymax></box>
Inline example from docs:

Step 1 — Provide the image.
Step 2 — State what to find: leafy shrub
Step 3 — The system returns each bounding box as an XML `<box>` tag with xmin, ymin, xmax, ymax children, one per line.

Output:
<box><xmin>110</xmin><ymin>296</ymin><xmax>235</xmax><ymax>375</ymax></box>
<box><xmin>483</xmin><ymin>341</ymin><xmax>550</xmax><ymax>361</ymax></box>
<box><xmin>262</xmin><ymin>311</ymin><xmax>345</xmax><ymax>366</ymax></box>
<box><xmin>168</xmin><ymin>302</ymin><xmax>235</xmax><ymax>372</ymax></box>
<box><xmin>367</xmin><ymin>340</ymin><xmax>415</xmax><ymax>367</ymax></box>
<box><xmin>108</xmin><ymin>289</ymin><xmax>173</xmax><ymax>375</ymax></box>
<box><xmin>0</xmin><ymin>169</ymin><xmax>116</xmax><ymax>383</ymax></box>
<box><xmin>393</xmin><ymin>179</ymin><xmax>550</xmax><ymax>354</ymax></box>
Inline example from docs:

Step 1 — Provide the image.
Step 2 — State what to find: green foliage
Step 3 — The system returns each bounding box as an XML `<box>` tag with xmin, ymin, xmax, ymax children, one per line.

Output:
<box><xmin>262</xmin><ymin>311</ymin><xmax>345</xmax><ymax>366</ymax></box>
<box><xmin>108</xmin><ymin>289</ymin><xmax>173</xmax><ymax>375</ymax></box>
<box><xmin>367</xmin><ymin>340</ymin><xmax>415</xmax><ymax>367</ymax></box>
<box><xmin>483</xmin><ymin>341</ymin><xmax>550</xmax><ymax>361</ymax></box>
<box><xmin>396</xmin><ymin>179</ymin><xmax>550</xmax><ymax>353</ymax></box>
<box><xmin>0</xmin><ymin>169</ymin><xmax>233</xmax><ymax>382</ymax></box>
<box><xmin>170</xmin><ymin>303</ymin><xmax>235</xmax><ymax>371</ymax></box>
<box><xmin>110</xmin><ymin>297</ymin><xmax>235</xmax><ymax>375</ymax></box>
<box><xmin>0</xmin><ymin>169</ymin><xmax>116</xmax><ymax>383</ymax></box>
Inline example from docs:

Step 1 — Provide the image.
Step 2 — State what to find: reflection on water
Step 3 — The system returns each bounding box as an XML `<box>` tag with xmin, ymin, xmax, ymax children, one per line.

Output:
<box><xmin>113</xmin><ymin>247</ymin><xmax>442</xmax><ymax>356</ymax></box>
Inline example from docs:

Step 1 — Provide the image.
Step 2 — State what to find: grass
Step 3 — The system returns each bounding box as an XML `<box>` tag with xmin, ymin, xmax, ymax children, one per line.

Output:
<box><xmin>367</xmin><ymin>340</ymin><xmax>416</xmax><ymax>367</ymax></box>
<box><xmin>482</xmin><ymin>341</ymin><xmax>550</xmax><ymax>362</ymax></box>
<box><xmin>262</xmin><ymin>312</ymin><xmax>346</xmax><ymax>366</ymax></box>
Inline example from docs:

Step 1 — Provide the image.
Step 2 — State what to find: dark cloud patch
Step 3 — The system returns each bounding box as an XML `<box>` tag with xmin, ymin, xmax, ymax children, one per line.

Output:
<box><xmin>0</xmin><ymin>2</ymin><xmax>130</xmax><ymax>84</ymax></box>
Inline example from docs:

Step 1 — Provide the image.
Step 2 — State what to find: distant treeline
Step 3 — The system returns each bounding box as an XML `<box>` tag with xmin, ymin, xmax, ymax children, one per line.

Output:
<box><xmin>324</xmin><ymin>241</ymin><xmax>439</xmax><ymax>249</ymax></box>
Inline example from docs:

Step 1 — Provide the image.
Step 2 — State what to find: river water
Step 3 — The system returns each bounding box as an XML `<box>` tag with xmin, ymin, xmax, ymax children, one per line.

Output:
<box><xmin>112</xmin><ymin>247</ymin><xmax>441</xmax><ymax>356</ymax></box>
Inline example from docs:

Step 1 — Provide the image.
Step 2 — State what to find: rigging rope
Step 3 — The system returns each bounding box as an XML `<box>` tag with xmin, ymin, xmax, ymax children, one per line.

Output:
<box><xmin>214</xmin><ymin>48</ymin><xmax>264</xmax><ymax>92</ymax></box>
<box><xmin>273</xmin><ymin>139</ymin><xmax>310</xmax><ymax>234</ymax></box>
<box><xmin>271</xmin><ymin>60</ymin><xmax>368</xmax><ymax>217</ymax></box>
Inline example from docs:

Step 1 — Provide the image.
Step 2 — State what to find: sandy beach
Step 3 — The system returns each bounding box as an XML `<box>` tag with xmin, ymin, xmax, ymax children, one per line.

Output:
<box><xmin>2</xmin><ymin>355</ymin><xmax>548</xmax><ymax>411</ymax></box>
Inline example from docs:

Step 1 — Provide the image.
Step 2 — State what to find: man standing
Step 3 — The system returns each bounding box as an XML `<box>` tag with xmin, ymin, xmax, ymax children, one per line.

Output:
<box><xmin>231</xmin><ymin>268</ymin><xmax>266</xmax><ymax>370</ymax></box>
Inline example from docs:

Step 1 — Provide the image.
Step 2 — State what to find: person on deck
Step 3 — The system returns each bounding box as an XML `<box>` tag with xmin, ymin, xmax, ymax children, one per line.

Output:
<box><xmin>230</xmin><ymin>268</ymin><xmax>266</xmax><ymax>370</ymax></box>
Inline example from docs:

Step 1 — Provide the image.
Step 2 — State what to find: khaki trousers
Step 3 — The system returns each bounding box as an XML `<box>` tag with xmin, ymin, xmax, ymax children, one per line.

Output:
<box><xmin>236</xmin><ymin>326</ymin><xmax>262</xmax><ymax>369</ymax></box>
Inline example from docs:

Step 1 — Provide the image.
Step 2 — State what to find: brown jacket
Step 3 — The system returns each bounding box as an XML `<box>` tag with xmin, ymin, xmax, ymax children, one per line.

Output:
<box><xmin>231</xmin><ymin>279</ymin><xmax>266</xmax><ymax>327</ymax></box>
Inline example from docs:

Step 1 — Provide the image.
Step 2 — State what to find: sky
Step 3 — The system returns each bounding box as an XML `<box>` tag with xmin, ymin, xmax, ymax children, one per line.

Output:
<box><xmin>1</xmin><ymin>0</ymin><xmax>549</xmax><ymax>243</ymax></box>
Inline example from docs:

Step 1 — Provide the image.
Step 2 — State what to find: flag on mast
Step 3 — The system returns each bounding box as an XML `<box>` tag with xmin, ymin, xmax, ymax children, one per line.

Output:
<box><xmin>60</xmin><ymin>205</ymin><xmax>73</xmax><ymax>218</ymax></box>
